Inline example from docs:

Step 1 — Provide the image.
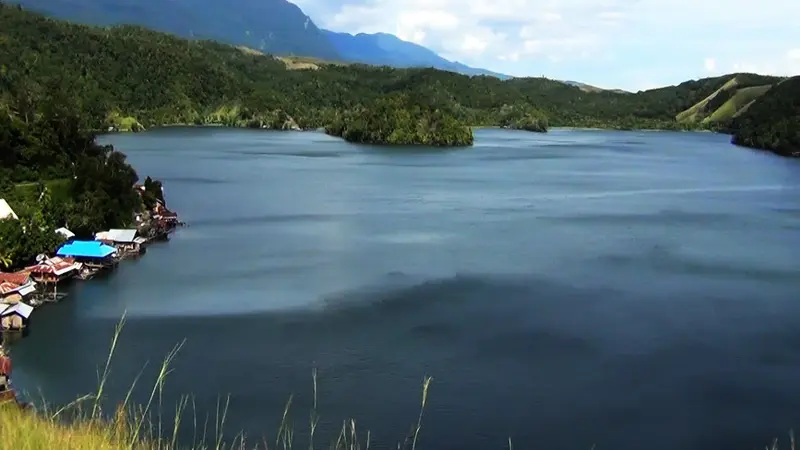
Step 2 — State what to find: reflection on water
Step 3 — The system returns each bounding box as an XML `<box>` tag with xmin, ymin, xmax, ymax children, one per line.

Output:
<box><xmin>10</xmin><ymin>128</ymin><xmax>800</xmax><ymax>450</ymax></box>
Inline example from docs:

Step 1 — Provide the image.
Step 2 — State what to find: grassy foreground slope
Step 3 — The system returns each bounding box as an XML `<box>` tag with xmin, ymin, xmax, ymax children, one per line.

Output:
<box><xmin>0</xmin><ymin>405</ymin><xmax>134</xmax><ymax>450</ymax></box>
<box><xmin>0</xmin><ymin>318</ymin><xmax>431</xmax><ymax>450</ymax></box>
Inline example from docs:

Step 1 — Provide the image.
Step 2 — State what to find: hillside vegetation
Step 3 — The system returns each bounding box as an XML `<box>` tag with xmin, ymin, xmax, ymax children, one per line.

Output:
<box><xmin>673</xmin><ymin>72</ymin><xmax>799</xmax><ymax>156</ymax></box>
<box><xmin>12</xmin><ymin>0</ymin><xmax>509</xmax><ymax>79</ymax></box>
<box><xmin>0</xmin><ymin>4</ymin><xmax>796</xmax><ymax>152</ymax></box>
<box><xmin>675</xmin><ymin>74</ymin><xmax>783</xmax><ymax>128</ymax></box>
<box><xmin>707</xmin><ymin>85</ymin><xmax>772</xmax><ymax>122</ymax></box>
<box><xmin>0</xmin><ymin>94</ymin><xmax>147</xmax><ymax>267</ymax></box>
<box><xmin>731</xmin><ymin>76</ymin><xmax>800</xmax><ymax>156</ymax></box>
<box><xmin>11</xmin><ymin>0</ymin><xmax>342</xmax><ymax>60</ymax></box>
<box><xmin>0</xmin><ymin>6</ymin><xmax>168</xmax><ymax>268</ymax></box>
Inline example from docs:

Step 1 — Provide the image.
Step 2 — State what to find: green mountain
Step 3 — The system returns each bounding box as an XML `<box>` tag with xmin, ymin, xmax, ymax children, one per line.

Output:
<box><xmin>0</xmin><ymin>3</ymin><xmax>794</xmax><ymax>153</ymax></box>
<box><xmin>675</xmin><ymin>74</ymin><xmax>784</xmax><ymax>128</ymax></box>
<box><xmin>730</xmin><ymin>77</ymin><xmax>800</xmax><ymax>156</ymax></box>
<box><xmin>9</xmin><ymin>0</ymin><xmax>342</xmax><ymax>60</ymax></box>
<box><xmin>10</xmin><ymin>0</ymin><xmax>514</xmax><ymax>79</ymax></box>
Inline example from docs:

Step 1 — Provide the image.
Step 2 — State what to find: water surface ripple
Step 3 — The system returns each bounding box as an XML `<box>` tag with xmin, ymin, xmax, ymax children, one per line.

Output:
<box><xmin>12</xmin><ymin>128</ymin><xmax>800</xmax><ymax>450</ymax></box>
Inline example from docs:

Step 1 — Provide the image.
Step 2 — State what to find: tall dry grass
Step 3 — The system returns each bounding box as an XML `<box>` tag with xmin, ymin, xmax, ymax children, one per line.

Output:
<box><xmin>2</xmin><ymin>313</ymin><xmax>795</xmax><ymax>450</ymax></box>
<box><xmin>0</xmin><ymin>313</ymin><xmax>434</xmax><ymax>450</ymax></box>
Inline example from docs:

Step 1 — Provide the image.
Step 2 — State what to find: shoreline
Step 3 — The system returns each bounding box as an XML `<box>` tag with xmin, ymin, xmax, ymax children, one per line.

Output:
<box><xmin>0</xmin><ymin>183</ymin><xmax>184</xmax><ymax>406</ymax></box>
<box><xmin>95</xmin><ymin>123</ymin><xmax>740</xmax><ymax>151</ymax></box>
<box><xmin>103</xmin><ymin>122</ymin><xmax>722</xmax><ymax>135</ymax></box>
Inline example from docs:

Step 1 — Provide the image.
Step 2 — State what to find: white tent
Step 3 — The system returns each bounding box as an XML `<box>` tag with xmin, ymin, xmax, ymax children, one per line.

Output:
<box><xmin>0</xmin><ymin>302</ymin><xmax>33</xmax><ymax>319</ymax></box>
<box><xmin>95</xmin><ymin>229</ymin><xmax>138</xmax><ymax>243</ymax></box>
<box><xmin>55</xmin><ymin>227</ymin><xmax>76</xmax><ymax>239</ymax></box>
<box><xmin>0</xmin><ymin>199</ymin><xmax>18</xmax><ymax>221</ymax></box>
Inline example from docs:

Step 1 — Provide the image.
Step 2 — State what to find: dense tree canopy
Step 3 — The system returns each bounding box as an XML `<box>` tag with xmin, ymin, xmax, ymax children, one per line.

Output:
<box><xmin>0</xmin><ymin>17</ymin><xmax>150</xmax><ymax>268</ymax></box>
<box><xmin>0</xmin><ymin>97</ymin><xmax>144</xmax><ymax>267</ymax></box>
<box><xmin>325</xmin><ymin>94</ymin><xmax>473</xmax><ymax>146</ymax></box>
<box><xmin>1</xmin><ymin>3</ymin><xmax>784</xmax><ymax>147</ymax></box>
<box><xmin>730</xmin><ymin>77</ymin><xmax>800</xmax><ymax>157</ymax></box>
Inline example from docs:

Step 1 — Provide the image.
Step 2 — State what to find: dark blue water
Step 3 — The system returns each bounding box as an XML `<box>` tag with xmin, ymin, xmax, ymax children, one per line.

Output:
<box><xmin>11</xmin><ymin>128</ymin><xmax>800</xmax><ymax>449</ymax></box>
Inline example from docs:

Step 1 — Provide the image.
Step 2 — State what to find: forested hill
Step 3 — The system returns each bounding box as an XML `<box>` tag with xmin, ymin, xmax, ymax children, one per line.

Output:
<box><xmin>9</xmin><ymin>0</ymin><xmax>341</xmax><ymax>60</ymax></box>
<box><xmin>730</xmin><ymin>77</ymin><xmax>800</xmax><ymax>157</ymax></box>
<box><xmin>0</xmin><ymin>3</ymin><xmax>794</xmax><ymax>151</ymax></box>
<box><xmin>674</xmin><ymin>74</ymin><xmax>784</xmax><ymax>129</ymax></box>
<box><xmin>11</xmin><ymin>0</ymin><xmax>504</xmax><ymax>78</ymax></box>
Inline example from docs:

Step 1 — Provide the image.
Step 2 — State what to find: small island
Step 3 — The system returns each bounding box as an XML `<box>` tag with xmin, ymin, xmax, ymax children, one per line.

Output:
<box><xmin>324</xmin><ymin>94</ymin><xmax>474</xmax><ymax>146</ymax></box>
<box><xmin>497</xmin><ymin>104</ymin><xmax>550</xmax><ymax>133</ymax></box>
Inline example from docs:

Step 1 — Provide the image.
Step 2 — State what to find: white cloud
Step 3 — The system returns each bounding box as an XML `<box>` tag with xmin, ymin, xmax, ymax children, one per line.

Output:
<box><xmin>730</xmin><ymin>60</ymin><xmax>800</xmax><ymax>76</ymax></box>
<box><xmin>320</xmin><ymin>0</ymin><xmax>635</xmax><ymax>62</ymax></box>
<box><xmin>704</xmin><ymin>58</ymin><xmax>717</xmax><ymax>72</ymax></box>
<box><xmin>541</xmin><ymin>12</ymin><xmax>562</xmax><ymax>23</ymax></box>
<box><xmin>461</xmin><ymin>34</ymin><xmax>488</xmax><ymax>54</ymax></box>
<box><xmin>498</xmin><ymin>52</ymin><xmax>520</xmax><ymax>62</ymax></box>
<box><xmin>722</xmin><ymin>48</ymin><xmax>800</xmax><ymax>76</ymax></box>
<box><xmin>302</xmin><ymin>0</ymin><xmax>800</xmax><ymax>89</ymax></box>
<box><xmin>597</xmin><ymin>11</ymin><xmax>625</xmax><ymax>23</ymax></box>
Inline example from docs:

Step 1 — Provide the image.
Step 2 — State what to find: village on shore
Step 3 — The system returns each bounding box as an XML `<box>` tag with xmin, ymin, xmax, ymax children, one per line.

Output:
<box><xmin>0</xmin><ymin>182</ymin><xmax>183</xmax><ymax>405</ymax></box>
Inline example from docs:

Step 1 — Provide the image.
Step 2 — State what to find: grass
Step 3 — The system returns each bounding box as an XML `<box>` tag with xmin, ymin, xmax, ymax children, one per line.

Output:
<box><xmin>0</xmin><ymin>313</ymin><xmax>434</xmax><ymax>450</ymax></box>
<box><xmin>2</xmin><ymin>313</ymin><xmax>797</xmax><ymax>449</ymax></box>
<box><xmin>675</xmin><ymin>77</ymin><xmax>775</xmax><ymax>126</ymax></box>
<box><xmin>233</xmin><ymin>48</ymin><xmax>351</xmax><ymax>70</ymax></box>
<box><xmin>675</xmin><ymin>77</ymin><xmax>741</xmax><ymax>124</ymax></box>
<box><xmin>276</xmin><ymin>56</ymin><xmax>351</xmax><ymax>71</ymax></box>
<box><xmin>107</xmin><ymin>112</ymin><xmax>145</xmax><ymax>132</ymax></box>
<box><xmin>13</xmin><ymin>179</ymin><xmax>71</xmax><ymax>198</ymax></box>
<box><xmin>7</xmin><ymin>178</ymin><xmax>72</xmax><ymax>216</ymax></box>
<box><xmin>706</xmin><ymin>84</ymin><xmax>772</xmax><ymax>123</ymax></box>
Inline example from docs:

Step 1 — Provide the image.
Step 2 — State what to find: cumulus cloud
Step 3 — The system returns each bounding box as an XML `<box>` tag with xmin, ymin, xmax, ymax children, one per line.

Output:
<box><xmin>296</xmin><ymin>0</ymin><xmax>800</xmax><ymax>89</ymax></box>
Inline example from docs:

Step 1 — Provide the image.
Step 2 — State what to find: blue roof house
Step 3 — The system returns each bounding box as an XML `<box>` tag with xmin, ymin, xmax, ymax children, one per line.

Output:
<box><xmin>57</xmin><ymin>241</ymin><xmax>118</xmax><ymax>260</ymax></box>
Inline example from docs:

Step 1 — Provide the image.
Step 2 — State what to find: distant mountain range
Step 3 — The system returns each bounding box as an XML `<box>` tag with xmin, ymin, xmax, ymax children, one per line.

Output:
<box><xmin>11</xmin><ymin>0</ymin><xmax>341</xmax><ymax>60</ymax></box>
<box><xmin>322</xmin><ymin>30</ymin><xmax>510</xmax><ymax>79</ymax></box>
<box><xmin>11</xmin><ymin>0</ymin><xmax>510</xmax><ymax>79</ymax></box>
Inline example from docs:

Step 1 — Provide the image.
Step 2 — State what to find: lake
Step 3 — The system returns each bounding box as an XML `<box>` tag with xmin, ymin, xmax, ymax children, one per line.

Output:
<box><xmin>10</xmin><ymin>128</ymin><xmax>800</xmax><ymax>450</ymax></box>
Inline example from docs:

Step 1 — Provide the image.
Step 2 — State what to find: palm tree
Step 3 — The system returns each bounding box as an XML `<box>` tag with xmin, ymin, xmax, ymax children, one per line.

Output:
<box><xmin>0</xmin><ymin>253</ymin><xmax>11</xmax><ymax>269</ymax></box>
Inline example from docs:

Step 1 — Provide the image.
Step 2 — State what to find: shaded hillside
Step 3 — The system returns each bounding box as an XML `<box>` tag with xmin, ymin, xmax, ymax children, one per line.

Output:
<box><xmin>502</xmin><ymin>75</ymin><xmax>745</xmax><ymax>129</ymax></box>
<box><xmin>0</xmin><ymin>4</ymin><xmax>790</xmax><ymax>148</ymax></box>
<box><xmin>675</xmin><ymin>74</ymin><xmax>783</xmax><ymax>127</ymax></box>
<box><xmin>9</xmin><ymin>0</ymin><xmax>341</xmax><ymax>59</ymax></box>
<box><xmin>731</xmin><ymin>76</ymin><xmax>800</xmax><ymax>157</ymax></box>
<box><xmin>0</xmin><ymin>5</ymin><xmax>685</xmax><ymax>129</ymax></box>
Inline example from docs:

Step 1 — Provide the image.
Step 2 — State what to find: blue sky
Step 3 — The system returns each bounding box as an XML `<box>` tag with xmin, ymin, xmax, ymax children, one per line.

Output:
<box><xmin>293</xmin><ymin>0</ymin><xmax>800</xmax><ymax>91</ymax></box>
